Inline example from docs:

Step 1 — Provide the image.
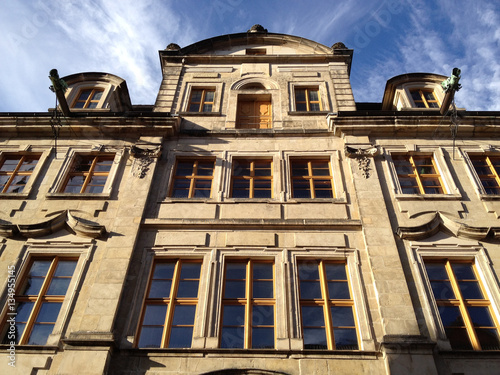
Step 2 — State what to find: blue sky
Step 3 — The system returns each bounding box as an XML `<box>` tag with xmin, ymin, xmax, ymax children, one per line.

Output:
<box><xmin>1</xmin><ymin>0</ymin><xmax>499</xmax><ymax>112</ymax></box>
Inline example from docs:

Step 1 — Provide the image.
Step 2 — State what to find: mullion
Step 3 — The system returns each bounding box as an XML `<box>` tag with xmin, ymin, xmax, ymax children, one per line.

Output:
<box><xmin>486</xmin><ymin>157</ymin><xmax>500</xmax><ymax>189</ymax></box>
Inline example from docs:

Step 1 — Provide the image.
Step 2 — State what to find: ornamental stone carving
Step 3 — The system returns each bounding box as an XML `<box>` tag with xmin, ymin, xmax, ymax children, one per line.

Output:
<box><xmin>345</xmin><ymin>145</ymin><xmax>379</xmax><ymax>178</ymax></box>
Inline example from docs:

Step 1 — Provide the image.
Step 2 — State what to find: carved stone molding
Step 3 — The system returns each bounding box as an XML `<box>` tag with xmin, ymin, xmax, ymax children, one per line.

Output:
<box><xmin>131</xmin><ymin>144</ymin><xmax>162</xmax><ymax>178</ymax></box>
<box><xmin>345</xmin><ymin>145</ymin><xmax>379</xmax><ymax>178</ymax></box>
<box><xmin>0</xmin><ymin>210</ymin><xmax>106</xmax><ymax>239</ymax></box>
<box><xmin>397</xmin><ymin>211</ymin><xmax>500</xmax><ymax>241</ymax></box>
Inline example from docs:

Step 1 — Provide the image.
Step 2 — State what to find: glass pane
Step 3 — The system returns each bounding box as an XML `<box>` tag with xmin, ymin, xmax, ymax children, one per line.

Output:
<box><xmin>224</xmin><ymin>280</ymin><xmax>246</xmax><ymax>298</ymax></box>
<box><xmin>252</xmin><ymin>305</ymin><xmax>274</xmax><ymax>326</ymax></box>
<box><xmin>226</xmin><ymin>263</ymin><xmax>246</xmax><ymax>279</ymax></box>
<box><xmin>303</xmin><ymin>328</ymin><xmax>327</xmax><ymax>349</ymax></box>
<box><xmin>300</xmin><ymin>280</ymin><xmax>322</xmax><ymax>299</ymax></box>
<box><xmin>476</xmin><ymin>328</ymin><xmax>500</xmax><ymax>350</ymax></box>
<box><xmin>445</xmin><ymin>328</ymin><xmax>473</xmax><ymax>350</ymax></box>
<box><xmin>204</xmin><ymin>91</ymin><xmax>214</xmax><ymax>102</ymax></box>
<box><xmin>154</xmin><ymin>262</ymin><xmax>175</xmax><ymax>278</ymax></box>
<box><xmin>296</xmin><ymin>102</ymin><xmax>307</xmax><ymax>111</ymax></box>
<box><xmin>253</xmin><ymin>187</ymin><xmax>271</xmax><ymax>198</ymax></box>
<box><xmin>78</xmin><ymin>90</ymin><xmax>91</xmax><ymax>100</ymax></box>
<box><xmin>175</xmin><ymin>162</ymin><xmax>194</xmax><ymax>176</ymax></box>
<box><xmin>22</xmin><ymin>277</ymin><xmax>45</xmax><ymax>296</ymax></box>
<box><xmin>253</xmin><ymin>263</ymin><xmax>273</xmax><ymax>279</ymax></box>
<box><xmin>172</xmin><ymin>180</ymin><xmax>190</xmax><ymax>198</ymax></box>
<box><xmin>143</xmin><ymin>304</ymin><xmax>168</xmax><ymax>325</ymax></box>
<box><xmin>172</xmin><ymin>305</ymin><xmax>196</xmax><ymax>325</ymax></box>
<box><xmin>325</xmin><ymin>263</ymin><xmax>347</xmax><ymax>280</ymax></box>
<box><xmin>54</xmin><ymin>260</ymin><xmax>77</xmax><ymax>277</ymax></box>
<box><xmin>220</xmin><ymin>327</ymin><xmax>244</xmax><ymax>348</ymax></box>
<box><xmin>301</xmin><ymin>305</ymin><xmax>325</xmax><ymax>327</ymax></box>
<box><xmin>438</xmin><ymin>306</ymin><xmax>464</xmax><ymax>327</ymax></box>
<box><xmin>295</xmin><ymin>89</ymin><xmax>306</xmax><ymax>101</ymax></box>
<box><xmin>430</xmin><ymin>281</ymin><xmax>455</xmax><ymax>299</ymax></box>
<box><xmin>196</xmin><ymin>162</ymin><xmax>214</xmax><ymax>176</ymax></box>
<box><xmin>222</xmin><ymin>305</ymin><xmax>245</xmax><ymax>326</ymax></box>
<box><xmin>46</xmin><ymin>278</ymin><xmax>71</xmax><ymax>295</ymax></box>
<box><xmin>253</xmin><ymin>280</ymin><xmax>273</xmax><ymax>298</ymax></box>
<box><xmin>451</xmin><ymin>263</ymin><xmax>476</xmax><ymax>280</ymax></box>
<box><xmin>299</xmin><ymin>263</ymin><xmax>319</xmax><ymax>280</ymax></box>
<box><xmin>291</xmin><ymin>162</ymin><xmax>309</xmax><ymax>176</ymax></box>
<box><xmin>176</xmin><ymin>280</ymin><xmax>199</xmax><ymax>298</ymax></box>
<box><xmin>308</xmin><ymin>90</ymin><xmax>319</xmax><ymax>101</ymax></box>
<box><xmin>28</xmin><ymin>324</ymin><xmax>55</xmax><ymax>345</ymax></box>
<box><xmin>311</xmin><ymin>162</ymin><xmax>330</xmax><ymax>176</ymax></box>
<box><xmin>328</xmin><ymin>281</ymin><xmax>351</xmax><ymax>299</ymax></box>
<box><xmin>252</xmin><ymin>327</ymin><xmax>274</xmax><ymax>348</ymax></box>
<box><xmin>30</xmin><ymin>260</ymin><xmax>52</xmax><ymax>277</ymax></box>
<box><xmin>425</xmin><ymin>263</ymin><xmax>448</xmax><ymax>279</ymax></box>
<box><xmin>233</xmin><ymin>160</ymin><xmax>250</xmax><ymax>176</ymax></box>
<box><xmin>148</xmin><ymin>280</ymin><xmax>172</xmax><ymax>298</ymax></box>
<box><xmin>468</xmin><ymin>306</ymin><xmax>495</xmax><ymax>327</ymax></box>
<box><xmin>293</xmin><ymin>180</ymin><xmax>311</xmax><ymax>198</ymax></box>
<box><xmin>138</xmin><ymin>326</ymin><xmax>163</xmax><ymax>348</ymax></box>
<box><xmin>22</xmin><ymin>260</ymin><xmax>51</xmax><ymax>295</ymax></box>
<box><xmin>190</xmin><ymin>90</ymin><xmax>202</xmax><ymax>102</ymax></box>
<box><xmin>0</xmin><ymin>158</ymin><xmax>21</xmax><ymax>171</ymax></box>
<box><xmin>314</xmin><ymin>180</ymin><xmax>333</xmax><ymax>198</ymax></box>
<box><xmin>180</xmin><ymin>263</ymin><xmax>201</xmax><ymax>279</ymax></box>
<box><xmin>16</xmin><ymin>301</ymin><xmax>34</xmax><ymax>322</ymax></box>
<box><xmin>202</xmin><ymin>104</ymin><xmax>212</xmax><ymax>112</ymax></box>
<box><xmin>333</xmin><ymin>328</ymin><xmax>358</xmax><ymax>350</ymax></box>
<box><xmin>93</xmin><ymin>91</ymin><xmax>103</xmax><ymax>100</ymax></box>
<box><xmin>169</xmin><ymin>327</ymin><xmax>193</xmax><ymax>348</ymax></box>
<box><xmin>459</xmin><ymin>281</ymin><xmax>484</xmax><ymax>299</ymax></box>
<box><xmin>36</xmin><ymin>302</ymin><xmax>62</xmax><ymax>323</ymax></box>
<box><xmin>331</xmin><ymin>306</ymin><xmax>355</xmax><ymax>327</ymax></box>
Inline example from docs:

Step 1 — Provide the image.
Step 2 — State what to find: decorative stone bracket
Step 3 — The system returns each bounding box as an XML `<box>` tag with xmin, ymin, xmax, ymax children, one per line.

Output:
<box><xmin>131</xmin><ymin>144</ymin><xmax>162</xmax><ymax>178</ymax></box>
<box><xmin>0</xmin><ymin>210</ymin><xmax>106</xmax><ymax>239</ymax></box>
<box><xmin>397</xmin><ymin>211</ymin><xmax>500</xmax><ymax>241</ymax></box>
<box><xmin>345</xmin><ymin>145</ymin><xmax>379</xmax><ymax>178</ymax></box>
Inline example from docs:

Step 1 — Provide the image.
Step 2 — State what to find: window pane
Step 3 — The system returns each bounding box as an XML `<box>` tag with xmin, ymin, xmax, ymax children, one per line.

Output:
<box><xmin>252</xmin><ymin>305</ymin><xmax>274</xmax><ymax>326</ymax></box>
<box><xmin>28</xmin><ymin>302</ymin><xmax>62</xmax><ymax>345</ymax></box>
<box><xmin>425</xmin><ymin>263</ymin><xmax>448</xmax><ymax>279</ymax></box>
<box><xmin>301</xmin><ymin>305</ymin><xmax>325</xmax><ymax>327</ymax></box>
<box><xmin>180</xmin><ymin>263</ymin><xmax>201</xmax><ymax>279</ymax></box>
<box><xmin>22</xmin><ymin>260</ymin><xmax>51</xmax><ymax>295</ymax></box>
<box><xmin>172</xmin><ymin>180</ymin><xmax>190</xmax><ymax>198</ymax></box>
<box><xmin>295</xmin><ymin>89</ymin><xmax>306</xmax><ymax>101</ymax></box>
<box><xmin>222</xmin><ymin>305</ymin><xmax>245</xmax><ymax>326</ymax></box>
<box><xmin>430</xmin><ymin>281</ymin><xmax>455</xmax><ymax>299</ymax></box>
<box><xmin>468</xmin><ymin>306</ymin><xmax>495</xmax><ymax>327</ymax></box>
<box><xmin>458</xmin><ymin>281</ymin><xmax>483</xmax><ymax>299</ymax></box>
<box><xmin>143</xmin><ymin>305</ymin><xmax>168</xmax><ymax>326</ymax></box>
<box><xmin>46</xmin><ymin>278</ymin><xmax>71</xmax><ymax>295</ymax></box>
<box><xmin>226</xmin><ymin>263</ymin><xmax>246</xmax><ymax>279</ymax></box>
<box><xmin>177</xmin><ymin>280</ymin><xmax>199</xmax><ymax>298</ymax></box>
<box><xmin>445</xmin><ymin>328</ymin><xmax>473</xmax><ymax>350</ymax></box>
<box><xmin>154</xmin><ymin>262</ymin><xmax>175</xmax><ymax>278</ymax></box>
<box><xmin>476</xmin><ymin>329</ymin><xmax>500</xmax><ymax>350</ymax></box>
<box><xmin>325</xmin><ymin>263</ymin><xmax>347</xmax><ymax>280</ymax></box>
<box><xmin>303</xmin><ymin>328</ymin><xmax>327</xmax><ymax>349</ymax></box>
<box><xmin>169</xmin><ymin>327</ymin><xmax>193</xmax><ymax>348</ymax></box>
<box><xmin>36</xmin><ymin>302</ymin><xmax>62</xmax><ymax>323</ymax></box>
<box><xmin>0</xmin><ymin>157</ymin><xmax>21</xmax><ymax>171</ymax></box>
<box><xmin>175</xmin><ymin>162</ymin><xmax>194</xmax><ymax>176</ymax></box>
<box><xmin>451</xmin><ymin>263</ymin><xmax>476</xmax><ymax>279</ymax></box>
<box><xmin>253</xmin><ymin>280</ymin><xmax>273</xmax><ymax>298</ymax></box>
<box><xmin>293</xmin><ymin>180</ymin><xmax>311</xmax><ymax>198</ymax></box>
<box><xmin>28</xmin><ymin>324</ymin><xmax>55</xmax><ymax>345</ymax></box>
<box><xmin>224</xmin><ymin>280</ymin><xmax>246</xmax><ymax>298</ymax></box>
<box><xmin>438</xmin><ymin>306</ymin><xmax>464</xmax><ymax>327</ymax></box>
<box><xmin>148</xmin><ymin>280</ymin><xmax>172</xmax><ymax>298</ymax></box>
<box><xmin>172</xmin><ymin>305</ymin><xmax>196</xmax><ymax>326</ymax></box>
<box><xmin>333</xmin><ymin>328</ymin><xmax>358</xmax><ymax>350</ymax></box>
<box><xmin>251</xmin><ymin>327</ymin><xmax>274</xmax><ymax>348</ymax></box>
<box><xmin>138</xmin><ymin>326</ymin><xmax>164</xmax><ymax>348</ymax></box>
<box><xmin>331</xmin><ymin>306</ymin><xmax>355</xmax><ymax>327</ymax></box>
<box><xmin>253</xmin><ymin>263</ymin><xmax>273</xmax><ymax>279</ymax></box>
<box><xmin>300</xmin><ymin>280</ymin><xmax>322</xmax><ymax>299</ymax></box>
<box><xmin>299</xmin><ymin>263</ymin><xmax>320</xmax><ymax>280</ymax></box>
<box><xmin>220</xmin><ymin>327</ymin><xmax>244</xmax><ymax>348</ymax></box>
<box><xmin>328</xmin><ymin>281</ymin><xmax>351</xmax><ymax>299</ymax></box>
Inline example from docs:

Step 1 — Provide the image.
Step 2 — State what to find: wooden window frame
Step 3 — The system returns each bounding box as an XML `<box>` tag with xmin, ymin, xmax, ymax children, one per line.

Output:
<box><xmin>230</xmin><ymin>158</ymin><xmax>273</xmax><ymax>198</ymax></box>
<box><xmin>220</xmin><ymin>259</ymin><xmax>275</xmax><ymax>349</ymax></box>
<box><xmin>71</xmin><ymin>88</ymin><xmax>104</xmax><ymax>109</ymax></box>
<box><xmin>169</xmin><ymin>158</ymin><xmax>215</xmax><ymax>199</ymax></box>
<box><xmin>0</xmin><ymin>154</ymin><xmax>40</xmax><ymax>193</ymax></box>
<box><xmin>2</xmin><ymin>256</ymin><xmax>78</xmax><ymax>345</ymax></box>
<box><xmin>136</xmin><ymin>259</ymin><xmax>202</xmax><ymax>348</ymax></box>
<box><xmin>424</xmin><ymin>259</ymin><xmax>500</xmax><ymax>350</ymax></box>
<box><xmin>236</xmin><ymin>96</ymin><xmax>272</xmax><ymax>129</ymax></box>
<box><xmin>393</xmin><ymin>154</ymin><xmax>446</xmax><ymax>194</ymax></box>
<box><xmin>187</xmin><ymin>88</ymin><xmax>215</xmax><ymax>113</ymax></box>
<box><xmin>61</xmin><ymin>154</ymin><xmax>115</xmax><ymax>194</ymax></box>
<box><xmin>410</xmin><ymin>89</ymin><xmax>440</xmax><ymax>108</ymax></box>
<box><xmin>469</xmin><ymin>155</ymin><xmax>500</xmax><ymax>195</ymax></box>
<box><xmin>298</xmin><ymin>260</ymin><xmax>359</xmax><ymax>350</ymax></box>
<box><xmin>291</xmin><ymin>159</ymin><xmax>335</xmax><ymax>199</ymax></box>
<box><xmin>295</xmin><ymin>87</ymin><xmax>322</xmax><ymax>112</ymax></box>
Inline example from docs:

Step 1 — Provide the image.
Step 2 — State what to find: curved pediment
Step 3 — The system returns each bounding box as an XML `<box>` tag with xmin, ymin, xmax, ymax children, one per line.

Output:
<box><xmin>397</xmin><ymin>212</ymin><xmax>500</xmax><ymax>241</ymax></box>
<box><xmin>0</xmin><ymin>210</ymin><xmax>106</xmax><ymax>239</ymax></box>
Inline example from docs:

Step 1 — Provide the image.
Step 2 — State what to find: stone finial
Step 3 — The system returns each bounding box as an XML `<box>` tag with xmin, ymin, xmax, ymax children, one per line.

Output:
<box><xmin>331</xmin><ymin>42</ymin><xmax>348</xmax><ymax>50</ymax></box>
<box><xmin>166</xmin><ymin>43</ymin><xmax>181</xmax><ymax>51</ymax></box>
<box><xmin>248</xmin><ymin>24</ymin><xmax>268</xmax><ymax>33</ymax></box>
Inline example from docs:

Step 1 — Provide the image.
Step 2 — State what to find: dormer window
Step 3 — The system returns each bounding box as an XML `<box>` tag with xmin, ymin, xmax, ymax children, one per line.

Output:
<box><xmin>72</xmin><ymin>88</ymin><xmax>104</xmax><ymax>109</ymax></box>
<box><xmin>410</xmin><ymin>89</ymin><xmax>439</xmax><ymax>108</ymax></box>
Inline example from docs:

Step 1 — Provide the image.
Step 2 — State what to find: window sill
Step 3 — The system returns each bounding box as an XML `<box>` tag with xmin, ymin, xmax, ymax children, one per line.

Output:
<box><xmin>479</xmin><ymin>194</ymin><xmax>500</xmax><ymax>201</ymax></box>
<box><xmin>46</xmin><ymin>193</ymin><xmax>111</xmax><ymax>200</ymax></box>
<box><xmin>288</xmin><ymin>111</ymin><xmax>330</xmax><ymax>116</ymax></box>
<box><xmin>394</xmin><ymin>194</ymin><xmax>462</xmax><ymax>201</ymax></box>
<box><xmin>222</xmin><ymin>198</ymin><xmax>281</xmax><ymax>203</ymax></box>
<box><xmin>179</xmin><ymin>112</ymin><xmax>222</xmax><ymax>116</ymax></box>
<box><xmin>287</xmin><ymin>198</ymin><xmax>346</xmax><ymax>204</ymax></box>
<box><xmin>0</xmin><ymin>192</ymin><xmax>30</xmax><ymax>199</ymax></box>
<box><xmin>161</xmin><ymin>198</ymin><xmax>216</xmax><ymax>203</ymax></box>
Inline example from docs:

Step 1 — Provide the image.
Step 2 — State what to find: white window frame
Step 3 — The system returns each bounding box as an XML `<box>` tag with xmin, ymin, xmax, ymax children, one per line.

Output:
<box><xmin>47</xmin><ymin>147</ymin><xmax>124</xmax><ymax>199</ymax></box>
<box><xmin>66</xmin><ymin>82</ymin><xmax>113</xmax><ymax>110</ymax></box>
<box><xmin>384</xmin><ymin>146</ymin><xmax>461</xmax><ymax>200</ymax></box>
<box><xmin>0</xmin><ymin>147</ymin><xmax>51</xmax><ymax>199</ymax></box>
<box><xmin>401</xmin><ymin>82</ymin><xmax>444</xmax><ymax>110</ymax></box>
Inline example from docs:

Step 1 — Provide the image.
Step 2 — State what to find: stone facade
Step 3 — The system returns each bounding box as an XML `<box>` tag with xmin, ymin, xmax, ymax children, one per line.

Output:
<box><xmin>1</xmin><ymin>28</ymin><xmax>500</xmax><ymax>374</ymax></box>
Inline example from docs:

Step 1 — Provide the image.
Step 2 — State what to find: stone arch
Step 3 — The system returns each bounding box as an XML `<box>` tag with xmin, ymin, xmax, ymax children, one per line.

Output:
<box><xmin>231</xmin><ymin>77</ymin><xmax>279</xmax><ymax>91</ymax></box>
